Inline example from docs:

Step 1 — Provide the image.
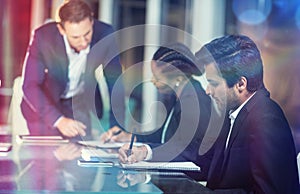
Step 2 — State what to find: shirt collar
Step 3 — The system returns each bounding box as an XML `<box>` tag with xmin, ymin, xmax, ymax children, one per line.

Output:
<box><xmin>63</xmin><ymin>35</ymin><xmax>90</xmax><ymax>55</ymax></box>
<box><xmin>229</xmin><ymin>92</ymin><xmax>256</xmax><ymax>120</ymax></box>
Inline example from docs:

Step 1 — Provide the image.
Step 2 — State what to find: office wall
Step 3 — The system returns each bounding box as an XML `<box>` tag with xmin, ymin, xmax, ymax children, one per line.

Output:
<box><xmin>0</xmin><ymin>0</ymin><xmax>299</xmax><ymax>149</ymax></box>
<box><xmin>225</xmin><ymin>0</ymin><xmax>300</xmax><ymax>136</ymax></box>
<box><xmin>0</xmin><ymin>0</ymin><xmax>31</xmax><ymax>124</ymax></box>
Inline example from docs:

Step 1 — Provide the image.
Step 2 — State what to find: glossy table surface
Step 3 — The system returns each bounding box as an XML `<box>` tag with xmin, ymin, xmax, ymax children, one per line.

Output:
<box><xmin>0</xmin><ymin>136</ymin><xmax>212</xmax><ymax>194</ymax></box>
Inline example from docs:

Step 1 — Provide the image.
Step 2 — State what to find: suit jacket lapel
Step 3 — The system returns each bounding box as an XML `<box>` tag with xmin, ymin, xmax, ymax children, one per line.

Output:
<box><xmin>207</xmin><ymin>117</ymin><xmax>230</xmax><ymax>186</ymax></box>
<box><xmin>222</xmin><ymin>88</ymin><xmax>270</xmax><ymax>165</ymax></box>
<box><xmin>53</xmin><ymin>33</ymin><xmax>69</xmax><ymax>84</ymax></box>
<box><xmin>224</xmin><ymin>109</ymin><xmax>248</xmax><ymax>154</ymax></box>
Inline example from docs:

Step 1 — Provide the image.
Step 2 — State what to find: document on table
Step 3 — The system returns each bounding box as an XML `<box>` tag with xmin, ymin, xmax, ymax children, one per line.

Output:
<box><xmin>77</xmin><ymin>140</ymin><xmax>144</xmax><ymax>149</ymax></box>
<box><xmin>77</xmin><ymin>159</ymin><xmax>115</xmax><ymax>167</ymax></box>
<box><xmin>120</xmin><ymin>161</ymin><xmax>201</xmax><ymax>172</ymax></box>
<box><xmin>17</xmin><ymin>135</ymin><xmax>69</xmax><ymax>144</ymax></box>
<box><xmin>0</xmin><ymin>143</ymin><xmax>12</xmax><ymax>156</ymax></box>
<box><xmin>81</xmin><ymin>147</ymin><xmax>119</xmax><ymax>160</ymax></box>
<box><xmin>77</xmin><ymin>140</ymin><xmax>124</xmax><ymax>148</ymax></box>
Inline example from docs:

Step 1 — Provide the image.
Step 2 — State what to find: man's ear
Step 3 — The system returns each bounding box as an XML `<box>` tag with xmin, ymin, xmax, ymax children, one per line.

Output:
<box><xmin>57</xmin><ymin>23</ymin><xmax>65</xmax><ymax>36</ymax></box>
<box><xmin>236</xmin><ymin>76</ymin><xmax>247</xmax><ymax>92</ymax></box>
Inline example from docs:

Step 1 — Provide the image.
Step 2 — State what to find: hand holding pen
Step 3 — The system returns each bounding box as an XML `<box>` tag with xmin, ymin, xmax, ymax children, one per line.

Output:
<box><xmin>100</xmin><ymin>126</ymin><xmax>130</xmax><ymax>143</ymax></box>
<box><xmin>126</xmin><ymin>133</ymin><xmax>136</xmax><ymax>156</ymax></box>
<box><xmin>118</xmin><ymin>143</ymin><xmax>148</xmax><ymax>164</ymax></box>
<box><xmin>118</xmin><ymin>128</ymin><xmax>149</xmax><ymax>164</ymax></box>
<box><xmin>104</xmin><ymin>129</ymin><xmax>122</xmax><ymax>143</ymax></box>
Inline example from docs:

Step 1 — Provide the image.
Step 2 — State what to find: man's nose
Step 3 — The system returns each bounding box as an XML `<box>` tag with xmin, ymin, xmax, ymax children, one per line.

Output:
<box><xmin>79</xmin><ymin>36</ymin><xmax>88</xmax><ymax>46</ymax></box>
<box><xmin>206</xmin><ymin>85</ymin><xmax>213</xmax><ymax>96</ymax></box>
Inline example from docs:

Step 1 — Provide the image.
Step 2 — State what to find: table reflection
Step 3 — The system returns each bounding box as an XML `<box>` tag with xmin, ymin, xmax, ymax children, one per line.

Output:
<box><xmin>0</xmin><ymin>160</ymin><xmax>17</xmax><ymax>190</ymax></box>
<box><xmin>16</xmin><ymin>144</ymin><xmax>97</xmax><ymax>191</ymax></box>
<box><xmin>1</xmin><ymin>142</ymin><xmax>162</xmax><ymax>193</ymax></box>
<box><xmin>1</xmin><ymin>140</ymin><xmax>211</xmax><ymax>193</ymax></box>
<box><xmin>117</xmin><ymin>170</ymin><xmax>148</xmax><ymax>188</ymax></box>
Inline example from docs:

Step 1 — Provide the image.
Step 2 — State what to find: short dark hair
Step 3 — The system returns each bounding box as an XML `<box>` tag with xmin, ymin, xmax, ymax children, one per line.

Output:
<box><xmin>58</xmin><ymin>0</ymin><xmax>93</xmax><ymax>27</ymax></box>
<box><xmin>153</xmin><ymin>42</ymin><xmax>203</xmax><ymax>78</ymax></box>
<box><xmin>196</xmin><ymin>35</ymin><xmax>264</xmax><ymax>92</ymax></box>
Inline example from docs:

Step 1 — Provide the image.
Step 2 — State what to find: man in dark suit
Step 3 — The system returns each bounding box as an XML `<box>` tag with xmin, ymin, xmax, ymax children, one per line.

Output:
<box><xmin>196</xmin><ymin>35</ymin><xmax>300</xmax><ymax>193</ymax></box>
<box><xmin>21</xmin><ymin>0</ymin><xmax>125</xmax><ymax>140</ymax></box>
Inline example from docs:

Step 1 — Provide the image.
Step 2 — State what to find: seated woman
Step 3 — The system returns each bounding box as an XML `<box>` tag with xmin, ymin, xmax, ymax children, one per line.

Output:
<box><xmin>116</xmin><ymin>43</ymin><xmax>214</xmax><ymax>178</ymax></box>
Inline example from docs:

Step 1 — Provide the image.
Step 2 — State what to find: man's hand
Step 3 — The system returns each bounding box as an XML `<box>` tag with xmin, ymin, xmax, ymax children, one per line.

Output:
<box><xmin>100</xmin><ymin>126</ymin><xmax>131</xmax><ymax>143</ymax></box>
<box><xmin>56</xmin><ymin>117</ymin><xmax>86</xmax><ymax>137</ymax></box>
<box><xmin>118</xmin><ymin>144</ymin><xmax>148</xmax><ymax>164</ymax></box>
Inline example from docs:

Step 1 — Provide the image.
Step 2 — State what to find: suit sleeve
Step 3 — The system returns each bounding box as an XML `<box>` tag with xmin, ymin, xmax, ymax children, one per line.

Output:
<box><xmin>22</xmin><ymin>30</ymin><xmax>63</xmax><ymax>127</ymax></box>
<box><xmin>248</xmin><ymin>109</ymin><xmax>299</xmax><ymax>194</ymax></box>
<box><xmin>97</xmin><ymin>26</ymin><xmax>125</xmax><ymax>129</ymax></box>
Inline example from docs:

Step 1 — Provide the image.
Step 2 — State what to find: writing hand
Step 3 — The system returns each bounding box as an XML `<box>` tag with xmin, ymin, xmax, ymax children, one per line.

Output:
<box><xmin>118</xmin><ymin>144</ymin><xmax>148</xmax><ymax>164</ymax></box>
<box><xmin>100</xmin><ymin>126</ymin><xmax>131</xmax><ymax>143</ymax></box>
<box><xmin>56</xmin><ymin>117</ymin><xmax>86</xmax><ymax>137</ymax></box>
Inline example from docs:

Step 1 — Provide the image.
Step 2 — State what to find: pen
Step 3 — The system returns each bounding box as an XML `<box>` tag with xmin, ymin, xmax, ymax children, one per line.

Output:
<box><xmin>126</xmin><ymin>132</ymin><xmax>135</xmax><ymax>157</ymax></box>
<box><xmin>104</xmin><ymin>129</ymin><xmax>122</xmax><ymax>143</ymax></box>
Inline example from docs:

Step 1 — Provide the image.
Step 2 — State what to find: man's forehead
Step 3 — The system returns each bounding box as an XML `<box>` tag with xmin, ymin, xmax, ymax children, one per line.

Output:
<box><xmin>64</xmin><ymin>19</ymin><xmax>92</xmax><ymax>36</ymax></box>
<box><xmin>205</xmin><ymin>63</ymin><xmax>220</xmax><ymax>78</ymax></box>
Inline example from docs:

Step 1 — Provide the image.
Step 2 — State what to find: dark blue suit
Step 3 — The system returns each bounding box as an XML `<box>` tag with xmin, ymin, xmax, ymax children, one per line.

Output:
<box><xmin>21</xmin><ymin>20</ymin><xmax>125</xmax><ymax>139</ymax></box>
<box><xmin>206</xmin><ymin>88</ymin><xmax>300</xmax><ymax>193</ymax></box>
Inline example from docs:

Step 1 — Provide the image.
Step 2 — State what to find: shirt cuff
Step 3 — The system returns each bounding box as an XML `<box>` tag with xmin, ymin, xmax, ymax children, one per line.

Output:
<box><xmin>143</xmin><ymin>144</ymin><xmax>153</xmax><ymax>161</ymax></box>
<box><xmin>53</xmin><ymin>116</ymin><xmax>64</xmax><ymax>128</ymax></box>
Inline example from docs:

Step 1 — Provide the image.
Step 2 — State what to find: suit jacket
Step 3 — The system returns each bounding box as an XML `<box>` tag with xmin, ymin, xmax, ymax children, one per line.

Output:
<box><xmin>21</xmin><ymin>20</ymin><xmax>125</xmax><ymax>136</ymax></box>
<box><xmin>206</xmin><ymin>88</ymin><xmax>300</xmax><ymax>194</ymax></box>
<box><xmin>137</xmin><ymin>79</ymin><xmax>212</xmax><ymax>167</ymax></box>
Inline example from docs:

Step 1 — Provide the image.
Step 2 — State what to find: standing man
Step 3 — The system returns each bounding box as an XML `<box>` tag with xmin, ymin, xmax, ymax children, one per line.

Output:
<box><xmin>21</xmin><ymin>0</ymin><xmax>125</xmax><ymax>140</ymax></box>
<box><xmin>196</xmin><ymin>35</ymin><xmax>300</xmax><ymax>193</ymax></box>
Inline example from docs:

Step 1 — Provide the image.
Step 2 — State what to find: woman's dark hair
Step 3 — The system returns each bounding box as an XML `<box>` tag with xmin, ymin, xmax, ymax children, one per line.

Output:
<box><xmin>153</xmin><ymin>42</ymin><xmax>203</xmax><ymax>78</ymax></box>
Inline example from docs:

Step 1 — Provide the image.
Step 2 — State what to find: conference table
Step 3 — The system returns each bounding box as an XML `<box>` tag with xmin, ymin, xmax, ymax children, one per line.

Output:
<box><xmin>0</xmin><ymin>135</ymin><xmax>212</xmax><ymax>194</ymax></box>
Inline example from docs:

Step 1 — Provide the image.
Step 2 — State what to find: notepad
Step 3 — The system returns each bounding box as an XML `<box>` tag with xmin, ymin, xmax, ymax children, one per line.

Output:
<box><xmin>120</xmin><ymin>161</ymin><xmax>201</xmax><ymax>172</ymax></box>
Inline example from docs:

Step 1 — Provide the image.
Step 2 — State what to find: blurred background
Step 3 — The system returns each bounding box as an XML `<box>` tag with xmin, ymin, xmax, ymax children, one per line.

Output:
<box><xmin>0</xmin><ymin>0</ymin><xmax>299</xmax><ymax>149</ymax></box>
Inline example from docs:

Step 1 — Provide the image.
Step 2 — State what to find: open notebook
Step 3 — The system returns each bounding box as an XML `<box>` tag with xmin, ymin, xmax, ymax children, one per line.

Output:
<box><xmin>120</xmin><ymin>161</ymin><xmax>201</xmax><ymax>172</ymax></box>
